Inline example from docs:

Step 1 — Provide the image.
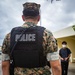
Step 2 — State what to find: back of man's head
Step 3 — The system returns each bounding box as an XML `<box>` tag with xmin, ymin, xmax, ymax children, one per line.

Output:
<box><xmin>22</xmin><ymin>2</ymin><xmax>40</xmax><ymax>19</ymax></box>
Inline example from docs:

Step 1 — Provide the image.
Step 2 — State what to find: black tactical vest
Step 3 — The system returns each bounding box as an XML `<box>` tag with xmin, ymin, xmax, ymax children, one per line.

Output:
<box><xmin>10</xmin><ymin>26</ymin><xmax>47</xmax><ymax>68</ymax></box>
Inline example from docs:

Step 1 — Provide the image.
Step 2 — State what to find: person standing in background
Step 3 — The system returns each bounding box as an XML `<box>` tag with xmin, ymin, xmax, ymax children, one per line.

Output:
<box><xmin>59</xmin><ymin>41</ymin><xmax>71</xmax><ymax>75</ymax></box>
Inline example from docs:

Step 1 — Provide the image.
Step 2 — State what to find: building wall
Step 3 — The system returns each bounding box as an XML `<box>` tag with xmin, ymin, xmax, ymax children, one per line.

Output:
<box><xmin>57</xmin><ymin>37</ymin><xmax>75</xmax><ymax>62</ymax></box>
<box><xmin>0</xmin><ymin>46</ymin><xmax>1</xmax><ymax>51</ymax></box>
<box><xmin>53</xmin><ymin>26</ymin><xmax>75</xmax><ymax>38</ymax></box>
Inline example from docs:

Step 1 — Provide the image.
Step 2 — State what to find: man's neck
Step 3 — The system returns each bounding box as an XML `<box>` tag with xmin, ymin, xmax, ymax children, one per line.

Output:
<box><xmin>25</xmin><ymin>19</ymin><xmax>38</xmax><ymax>25</ymax></box>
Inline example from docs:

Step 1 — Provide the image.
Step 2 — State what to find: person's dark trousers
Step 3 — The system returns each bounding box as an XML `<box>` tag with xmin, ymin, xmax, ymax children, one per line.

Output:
<box><xmin>61</xmin><ymin>61</ymin><xmax>69</xmax><ymax>75</ymax></box>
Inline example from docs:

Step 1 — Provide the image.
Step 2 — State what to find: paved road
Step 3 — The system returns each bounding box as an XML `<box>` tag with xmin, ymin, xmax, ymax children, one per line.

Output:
<box><xmin>0</xmin><ymin>54</ymin><xmax>2</xmax><ymax>75</ymax></box>
<box><xmin>0</xmin><ymin>63</ymin><xmax>2</xmax><ymax>75</ymax></box>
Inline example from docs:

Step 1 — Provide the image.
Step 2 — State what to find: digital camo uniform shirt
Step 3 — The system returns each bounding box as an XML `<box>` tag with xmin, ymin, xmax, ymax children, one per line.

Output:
<box><xmin>2</xmin><ymin>22</ymin><xmax>59</xmax><ymax>75</ymax></box>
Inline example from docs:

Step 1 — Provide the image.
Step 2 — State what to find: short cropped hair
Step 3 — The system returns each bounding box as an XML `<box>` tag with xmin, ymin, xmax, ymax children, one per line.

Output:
<box><xmin>23</xmin><ymin>2</ymin><xmax>40</xmax><ymax>17</ymax></box>
<box><xmin>62</xmin><ymin>41</ymin><xmax>67</xmax><ymax>45</ymax></box>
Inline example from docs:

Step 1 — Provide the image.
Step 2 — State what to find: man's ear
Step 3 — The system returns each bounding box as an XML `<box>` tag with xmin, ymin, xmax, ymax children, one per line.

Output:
<box><xmin>37</xmin><ymin>15</ymin><xmax>40</xmax><ymax>22</ymax></box>
<box><xmin>22</xmin><ymin>15</ymin><xmax>25</xmax><ymax>21</ymax></box>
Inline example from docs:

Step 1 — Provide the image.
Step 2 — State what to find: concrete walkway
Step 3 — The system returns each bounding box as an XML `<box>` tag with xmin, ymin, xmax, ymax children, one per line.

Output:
<box><xmin>68</xmin><ymin>63</ymin><xmax>75</xmax><ymax>75</ymax></box>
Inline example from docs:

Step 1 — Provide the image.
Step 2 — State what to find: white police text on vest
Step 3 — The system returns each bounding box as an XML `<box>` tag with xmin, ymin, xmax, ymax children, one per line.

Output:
<box><xmin>15</xmin><ymin>34</ymin><xmax>36</xmax><ymax>42</ymax></box>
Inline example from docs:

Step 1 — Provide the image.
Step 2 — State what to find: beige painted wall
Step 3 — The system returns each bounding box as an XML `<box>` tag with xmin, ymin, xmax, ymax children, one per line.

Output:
<box><xmin>57</xmin><ymin>37</ymin><xmax>75</xmax><ymax>62</ymax></box>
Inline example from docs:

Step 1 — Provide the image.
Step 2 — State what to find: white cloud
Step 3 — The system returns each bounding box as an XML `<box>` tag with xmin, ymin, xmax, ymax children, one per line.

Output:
<box><xmin>0</xmin><ymin>0</ymin><xmax>75</xmax><ymax>45</ymax></box>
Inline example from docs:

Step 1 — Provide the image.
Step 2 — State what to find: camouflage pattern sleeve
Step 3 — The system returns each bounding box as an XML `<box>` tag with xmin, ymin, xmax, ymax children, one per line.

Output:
<box><xmin>43</xmin><ymin>29</ymin><xmax>58</xmax><ymax>55</ymax></box>
<box><xmin>2</xmin><ymin>33</ymin><xmax>10</xmax><ymax>54</ymax></box>
<box><xmin>43</xmin><ymin>29</ymin><xmax>59</xmax><ymax>61</ymax></box>
<box><xmin>2</xmin><ymin>33</ymin><xmax>10</xmax><ymax>61</ymax></box>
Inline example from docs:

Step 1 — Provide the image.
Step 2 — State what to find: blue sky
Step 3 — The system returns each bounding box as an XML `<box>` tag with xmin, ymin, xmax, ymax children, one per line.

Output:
<box><xmin>0</xmin><ymin>0</ymin><xmax>75</xmax><ymax>45</ymax></box>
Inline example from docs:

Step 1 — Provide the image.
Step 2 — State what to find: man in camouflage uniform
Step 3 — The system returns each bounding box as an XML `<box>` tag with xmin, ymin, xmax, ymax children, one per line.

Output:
<box><xmin>2</xmin><ymin>2</ymin><xmax>61</xmax><ymax>75</ymax></box>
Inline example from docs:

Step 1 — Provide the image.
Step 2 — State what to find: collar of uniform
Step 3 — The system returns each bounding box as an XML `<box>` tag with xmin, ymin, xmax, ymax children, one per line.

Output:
<box><xmin>22</xmin><ymin>22</ymin><xmax>37</xmax><ymax>28</ymax></box>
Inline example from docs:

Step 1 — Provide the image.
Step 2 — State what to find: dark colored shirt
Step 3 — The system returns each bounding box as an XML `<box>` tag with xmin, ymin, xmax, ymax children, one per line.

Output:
<box><xmin>59</xmin><ymin>48</ymin><xmax>71</xmax><ymax>62</ymax></box>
